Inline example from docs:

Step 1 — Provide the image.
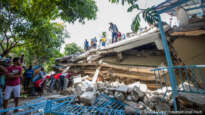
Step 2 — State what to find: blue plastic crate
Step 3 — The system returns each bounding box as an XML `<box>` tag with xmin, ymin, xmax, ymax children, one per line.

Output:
<box><xmin>0</xmin><ymin>96</ymin><xmax>76</xmax><ymax>115</ymax></box>
<box><xmin>50</xmin><ymin>103</ymin><xmax>126</xmax><ymax>115</ymax></box>
<box><xmin>94</xmin><ymin>94</ymin><xmax>127</xmax><ymax>110</ymax></box>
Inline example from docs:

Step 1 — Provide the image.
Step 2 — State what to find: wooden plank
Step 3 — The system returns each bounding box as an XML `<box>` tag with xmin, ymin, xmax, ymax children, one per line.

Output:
<box><xmin>101</xmin><ymin>62</ymin><xmax>155</xmax><ymax>74</ymax></box>
<box><xmin>170</xmin><ymin>30</ymin><xmax>205</xmax><ymax>36</ymax></box>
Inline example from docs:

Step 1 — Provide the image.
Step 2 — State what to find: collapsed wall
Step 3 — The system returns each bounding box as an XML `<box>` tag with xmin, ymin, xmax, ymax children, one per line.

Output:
<box><xmin>55</xmin><ymin>27</ymin><xmax>169</xmax><ymax>90</ymax></box>
<box><xmin>52</xmin><ymin>19</ymin><xmax>205</xmax><ymax>113</ymax></box>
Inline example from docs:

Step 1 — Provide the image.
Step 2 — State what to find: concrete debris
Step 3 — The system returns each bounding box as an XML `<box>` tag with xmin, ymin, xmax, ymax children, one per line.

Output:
<box><xmin>130</xmin><ymin>94</ymin><xmax>139</xmax><ymax>102</ymax></box>
<box><xmin>74</xmin><ymin>83</ymin><xmax>84</xmax><ymax>96</ymax></box>
<box><xmin>79</xmin><ymin>92</ymin><xmax>96</xmax><ymax>105</ymax></box>
<box><xmin>133</xmin><ymin>86</ymin><xmax>145</xmax><ymax>98</ymax></box>
<box><xmin>116</xmin><ymin>85</ymin><xmax>129</xmax><ymax>93</ymax></box>
<box><xmin>125</xmin><ymin>106</ymin><xmax>137</xmax><ymax>114</ymax></box>
<box><xmin>114</xmin><ymin>91</ymin><xmax>125</xmax><ymax>101</ymax></box>
<box><xmin>73</xmin><ymin>75</ymin><xmax>82</xmax><ymax>84</ymax></box>
<box><xmin>177</xmin><ymin>92</ymin><xmax>205</xmax><ymax>111</ymax></box>
<box><xmin>155</xmin><ymin>103</ymin><xmax>170</xmax><ymax>111</ymax></box>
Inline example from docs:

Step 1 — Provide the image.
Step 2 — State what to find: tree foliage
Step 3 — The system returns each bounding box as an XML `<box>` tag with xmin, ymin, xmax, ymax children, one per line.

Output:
<box><xmin>109</xmin><ymin>0</ymin><xmax>159</xmax><ymax>32</ymax></box>
<box><xmin>0</xmin><ymin>0</ymin><xmax>97</xmax><ymax>66</ymax></box>
<box><xmin>64</xmin><ymin>43</ymin><xmax>83</xmax><ymax>55</ymax></box>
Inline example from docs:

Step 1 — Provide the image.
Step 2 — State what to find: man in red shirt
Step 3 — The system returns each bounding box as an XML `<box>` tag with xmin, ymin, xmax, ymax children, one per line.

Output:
<box><xmin>3</xmin><ymin>57</ymin><xmax>23</xmax><ymax>112</ymax></box>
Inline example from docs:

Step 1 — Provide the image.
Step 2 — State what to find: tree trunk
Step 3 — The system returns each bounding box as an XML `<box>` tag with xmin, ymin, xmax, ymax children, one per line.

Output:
<box><xmin>1</xmin><ymin>49</ymin><xmax>11</xmax><ymax>57</ymax></box>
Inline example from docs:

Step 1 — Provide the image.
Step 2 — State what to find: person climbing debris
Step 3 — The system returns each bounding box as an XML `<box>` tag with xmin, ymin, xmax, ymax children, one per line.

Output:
<box><xmin>84</xmin><ymin>39</ymin><xmax>89</xmax><ymax>51</ymax></box>
<box><xmin>109</xmin><ymin>22</ymin><xmax>118</xmax><ymax>43</ymax></box>
<box><xmin>3</xmin><ymin>57</ymin><xmax>23</xmax><ymax>113</ymax></box>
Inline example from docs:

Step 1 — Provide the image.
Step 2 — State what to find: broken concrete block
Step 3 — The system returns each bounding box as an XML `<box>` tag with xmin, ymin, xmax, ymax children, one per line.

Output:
<box><xmin>79</xmin><ymin>92</ymin><xmax>96</xmax><ymax>106</ymax></box>
<box><xmin>74</xmin><ymin>83</ymin><xmax>84</xmax><ymax>96</ymax></box>
<box><xmin>126</xmin><ymin>96</ymin><xmax>132</xmax><ymax>101</ymax></box>
<box><xmin>73</xmin><ymin>75</ymin><xmax>82</xmax><ymax>84</ymax></box>
<box><xmin>131</xmin><ymin>95</ymin><xmax>139</xmax><ymax>102</ymax></box>
<box><xmin>86</xmin><ymin>87</ymin><xmax>94</xmax><ymax>92</ymax></box>
<box><xmin>150</xmin><ymin>96</ymin><xmax>162</xmax><ymax>103</ymax></box>
<box><xmin>125</xmin><ymin>106</ymin><xmax>136</xmax><ymax>115</ymax></box>
<box><xmin>124</xmin><ymin>101</ymin><xmax>138</xmax><ymax>108</ymax></box>
<box><xmin>155</xmin><ymin>103</ymin><xmax>170</xmax><ymax>111</ymax></box>
<box><xmin>116</xmin><ymin>85</ymin><xmax>129</xmax><ymax>93</ymax></box>
<box><xmin>114</xmin><ymin>92</ymin><xmax>125</xmax><ymax>101</ymax></box>
<box><xmin>133</xmin><ymin>86</ymin><xmax>145</xmax><ymax>98</ymax></box>
<box><xmin>143</xmin><ymin>96</ymin><xmax>150</xmax><ymax>105</ymax></box>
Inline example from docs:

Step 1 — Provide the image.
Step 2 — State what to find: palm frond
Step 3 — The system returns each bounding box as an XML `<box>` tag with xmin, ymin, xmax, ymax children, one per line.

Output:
<box><xmin>143</xmin><ymin>7</ymin><xmax>158</xmax><ymax>25</ymax></box>
<box><xmin>131</xmin><ymin>14</ymin><xmax>140</xmax><ymax>32</ymax></box>
<box><xmin>127</xmin><ymin>4</ymin><xmax>139</xmax><ymax>12</ymax></box>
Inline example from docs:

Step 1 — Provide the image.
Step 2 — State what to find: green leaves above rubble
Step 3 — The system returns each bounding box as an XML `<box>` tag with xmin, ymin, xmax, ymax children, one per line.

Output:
<box><xmin>64</xmin><ymin>43</ymin><xmax>83</xmax><ymax>55</ymax></box>
<box><xmin>109</xmin><ymin>0</ymin><xmax>159</xmax><ymax>32</ymax></box>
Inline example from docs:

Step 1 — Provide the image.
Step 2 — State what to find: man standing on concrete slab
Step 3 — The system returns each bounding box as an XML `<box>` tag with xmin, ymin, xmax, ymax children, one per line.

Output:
<box><xmin>109</xmin><ymin>22</ymin><xmax>119</xmax><ymax>43</ymax></box>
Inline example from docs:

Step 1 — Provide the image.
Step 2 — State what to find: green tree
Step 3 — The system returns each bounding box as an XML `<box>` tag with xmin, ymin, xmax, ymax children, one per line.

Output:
<box><xmin>0</xmin><ymin>0</ymin><xmax>97</xmax><ymax>57</ymax></box>
<box><xmin>44</xmin><ymin>49</ymin><xmax>64</xmax><ymax>72</ymax></box>
<box><xmin>109</xmin><ymin>0</ymin><xmax>158</xmax><ymax>32</ymax></box>
<box><xmin>64</xmin><ymin>43</ymin><xmax>83</xmax><ymax>55</ymax></box>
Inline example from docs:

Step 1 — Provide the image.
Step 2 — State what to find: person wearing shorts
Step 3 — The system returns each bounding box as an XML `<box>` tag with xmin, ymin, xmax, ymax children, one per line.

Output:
<box><xmin>3</xmin><ymin>57</ymin><xmax>23</xmax><ymax>112</ymax></box>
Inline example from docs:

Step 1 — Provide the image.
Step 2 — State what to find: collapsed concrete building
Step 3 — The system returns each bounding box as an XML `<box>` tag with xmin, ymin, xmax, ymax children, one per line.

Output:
<box><xmin>55</xmin><ymin>26</ymin><xmax>168</xmax><ymax>90</ymax></box>
<box><xmin>1</xmin><ymin>0</ymin><xmax>204</xmax><ymax>114</ymax></box>
<box><xmin>53</xmin><ymin>14</ymin><xmax>205</xmax><ymax>112</ymax></box>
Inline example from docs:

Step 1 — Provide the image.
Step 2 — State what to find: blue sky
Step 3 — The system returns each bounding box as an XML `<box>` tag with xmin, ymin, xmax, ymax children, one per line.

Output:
<box><xmin>61</xmin><ymin>0</ymin><xmax>171</xmax><ymax>51</ymax></box>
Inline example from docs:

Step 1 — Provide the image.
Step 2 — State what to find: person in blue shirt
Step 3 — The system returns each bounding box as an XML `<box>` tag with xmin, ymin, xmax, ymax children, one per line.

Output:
<box><xmin>23</xmin><ymin>65</ymin><xmax>34</xmax><ymax>90</ymax></box>
<box><xmin>109</xmin><ymin>22</ymin><xmax>119</xmax><ymax>43</ymax></box>
<box><xmin>84</xmin><ymin>39</ymin><xmax>89</xmax><ymax>51</ymax></box>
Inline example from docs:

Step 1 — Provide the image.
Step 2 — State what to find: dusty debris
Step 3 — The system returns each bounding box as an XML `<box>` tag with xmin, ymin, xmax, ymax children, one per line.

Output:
<box><xmin>177</xmin><ymin>92</ymin><xmax>205</xmax><ymax>111</ymax></box>
<box><xmin>114</xmin><ymin>91</ymin><xmax>125</xmax><ymax>101</ymax></box>
<box><xmin>79</xmin><ymin>92</ymin><xmax>96</xmax><ymax>105</ymax></box>
<box><xmin>155</xmin><ymin>103</ymin><xmax>170</xmax><ymax>111</ymax></box>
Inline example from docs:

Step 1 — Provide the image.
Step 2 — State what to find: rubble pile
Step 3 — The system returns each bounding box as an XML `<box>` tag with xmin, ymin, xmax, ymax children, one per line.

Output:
<box><xmin>64</xmin><ymin>76</ymin><xmax>173</xmax><ymax>114</ymax></box>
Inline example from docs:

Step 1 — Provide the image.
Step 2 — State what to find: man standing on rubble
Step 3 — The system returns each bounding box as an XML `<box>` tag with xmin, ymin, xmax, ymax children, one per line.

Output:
<box><xmin>84</xmin><ymin>39</ymin><xmax>89</xmax><ymax>51</ymax></box>
<box><xmin>109</xmin><ymin>22</ymin><xmax>119</xmax><ymax>43</ymax></box>
<box><xmin>3</xmin><ymin>57</ymin><xmax>23</xmax><ymax>112</ymax></box>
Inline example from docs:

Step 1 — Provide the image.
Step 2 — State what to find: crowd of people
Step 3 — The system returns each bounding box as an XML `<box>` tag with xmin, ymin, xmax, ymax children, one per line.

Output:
<box><xmin>84</xmin><ymin>22</ymin><xmax>126</xmax><ymax>51</ymax></box>
<box><xmin>0</xmin><ymin>56</ymin><xmax>73</xmax><ymax>113</ymax></box>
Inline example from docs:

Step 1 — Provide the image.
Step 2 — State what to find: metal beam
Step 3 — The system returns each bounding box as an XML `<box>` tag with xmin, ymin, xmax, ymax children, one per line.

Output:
<box><xmin>157</xmin><ymin>0</ymin><xmax>191</xmax><ymax>14</ymax></box>
<box><xmin>157</xmin><ymin>15</ymin><xmax>178</xmax><ymax>111</ymax></box>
